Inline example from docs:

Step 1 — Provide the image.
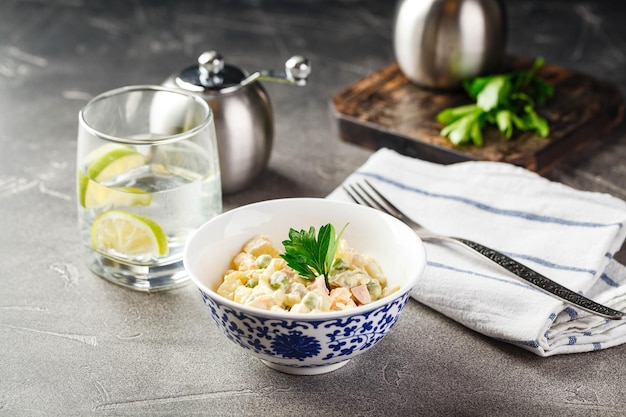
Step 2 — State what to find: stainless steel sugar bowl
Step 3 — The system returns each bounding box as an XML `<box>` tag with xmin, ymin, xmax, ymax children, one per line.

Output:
<box><xmin>164</xmin><ymin>51</ymin><xmax>311</xmax><ymax>193</ymax></box>
<box><xmin>393</xmin><ymin>0</ymin><xmax>506</xmax><ymax>89</ymax></box>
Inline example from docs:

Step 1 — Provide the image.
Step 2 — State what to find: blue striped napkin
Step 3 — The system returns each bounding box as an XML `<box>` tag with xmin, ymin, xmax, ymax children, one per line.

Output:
<box><xmin>328</xmin><ymin>148</ymin><xmax>626</xmax><ymax>356</ymax></box>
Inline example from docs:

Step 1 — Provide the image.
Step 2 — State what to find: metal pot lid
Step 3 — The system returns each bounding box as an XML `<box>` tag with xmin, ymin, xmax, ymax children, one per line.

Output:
<box><xmin>175</xmin><ymin>51</ymin><xmax>311</xmax><ymax>94</ymax></box>
<box><xmin>175</xmin><ymin>51</ymin><xmax>247</xmax><ymax>92</ymax></box>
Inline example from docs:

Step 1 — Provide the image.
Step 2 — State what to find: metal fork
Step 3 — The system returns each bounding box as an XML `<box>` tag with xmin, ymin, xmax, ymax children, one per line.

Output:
<box><xmin>343</xmin><ymin>179</ymin><xmax>626</xmax><ymax>320</ymax></box>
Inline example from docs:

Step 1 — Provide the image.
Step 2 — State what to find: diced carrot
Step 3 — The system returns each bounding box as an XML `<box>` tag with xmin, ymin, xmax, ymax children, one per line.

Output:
<box><xmin>329</xmin><ymin>287</ymin><xmax>353</xmax><ymax>310</ymax></box>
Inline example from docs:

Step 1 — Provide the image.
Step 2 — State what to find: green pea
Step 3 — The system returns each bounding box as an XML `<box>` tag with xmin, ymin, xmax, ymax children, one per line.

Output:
<box><xmin>302</xmin><ymin>292</ymin><xmax>320</xmax><ymax>310</ymax></box>
<box><xmin>330</xmin><ymin>258</ymin><xmax>349</xmax><ymax>275</ymax></box>
<box><xmin>256</xmin><ymin>254</ymin><xmax>272</xmax><ymax>269</ymax></box>
<box><xmin>270</xmin><ymin>271</ymin><xmax>289</xmax><ymax>290</ymax></box>
<box><xmin>366</xmin><ymin>279</ymin><xmax>382</xmax><ymax>301</ymax></box>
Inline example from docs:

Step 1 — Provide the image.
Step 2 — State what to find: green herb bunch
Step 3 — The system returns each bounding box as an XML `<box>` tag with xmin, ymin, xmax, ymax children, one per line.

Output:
<box><xmin>437</xmin><ymin>58</ymin><xmax>554</xmax><ymax>146</ymax></box>
<box><xmin>280</xmin><ymin>223</ymin><xmax>347</xmax><ymax>291</ymax></box>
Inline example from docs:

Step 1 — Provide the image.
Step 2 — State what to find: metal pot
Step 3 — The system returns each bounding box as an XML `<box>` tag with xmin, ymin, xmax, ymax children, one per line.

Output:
<box><xmin>393</xmin><ymin>0</ymin><xmax>506</xmax><ymax>90</ymax></box>
<box><xmin>164</xmin><ymin>51</ymin><xmax>311</xmax><ymax>193</ymax></box>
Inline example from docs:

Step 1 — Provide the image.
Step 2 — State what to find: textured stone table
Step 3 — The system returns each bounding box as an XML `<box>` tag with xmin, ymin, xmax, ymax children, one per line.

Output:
<box><xmin>2</xmin><ymin>1</ymin><xmax>626</xmax><ymax>416</ymax></box>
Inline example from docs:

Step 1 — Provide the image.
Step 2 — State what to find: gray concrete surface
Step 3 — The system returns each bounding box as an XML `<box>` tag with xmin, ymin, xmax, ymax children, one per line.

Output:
<box><xmin>2</xmin><ymin>0</ymin><xmax>626</xmax><ymax>416</ymax></box>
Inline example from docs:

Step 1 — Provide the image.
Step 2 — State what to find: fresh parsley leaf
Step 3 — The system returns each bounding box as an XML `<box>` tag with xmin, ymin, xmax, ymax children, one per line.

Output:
<box><xmin>440</xmin><ymin>105</ymin><xmax>485</xmax><ymax>146</ymax></box>
<box><xmin>494</xmin><ymin>109</ymin><xmax>513</xmax><ymax>138</ymax></box>
<box><xmin>280</xmin><ymin>223</ymin><xmax>348</xmax><ymax>290</ymax></box>
<box><xmin>476</xmin><ymin>75</ymin><xmax>511</xmax><ymax>112</ymax></box>
<box><xmin>436</xmin><ymin>104</ymin><xmax>480</xmax><ymax>125</ymax></box>
<box><xmin>437</xmin><ymin>57</ymin><xmax>553</xmax><ymax>146</ymax></box>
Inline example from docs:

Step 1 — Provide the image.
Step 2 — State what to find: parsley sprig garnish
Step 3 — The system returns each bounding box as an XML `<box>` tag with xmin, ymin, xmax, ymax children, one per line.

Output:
<box><xmin>280</xmin><ymin>223</ymin><xmax>348</xmax><ymax>291</ymax></box>
<box><xmin>437</xmin><ymin>57</ymin><xmax>554</xmax><ymax>146</ymax></box>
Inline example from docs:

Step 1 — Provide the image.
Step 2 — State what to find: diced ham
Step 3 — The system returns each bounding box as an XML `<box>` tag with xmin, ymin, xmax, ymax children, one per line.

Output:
<box><xmin>307</xmin><ymin>275</ymin><xmax>329</xmax><ymax>295</ymax></box>
<box><xmin>351</xmin><ymin>284</ymin><xmax>371</xmax><ymax>305</ymax></box>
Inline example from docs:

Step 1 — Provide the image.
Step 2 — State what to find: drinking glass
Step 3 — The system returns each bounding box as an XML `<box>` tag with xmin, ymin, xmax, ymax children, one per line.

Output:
<box><xmin>77</xmin><ymin>85</ymin><xmax>222</xmax><ymax>291</ymax></box>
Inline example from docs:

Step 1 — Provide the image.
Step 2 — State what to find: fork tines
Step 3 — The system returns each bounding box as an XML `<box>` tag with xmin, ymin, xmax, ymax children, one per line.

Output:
<box><xmin>342</xmin><ymin>179</ymin><xmax>401</xmax><ymax>218</ymax></box>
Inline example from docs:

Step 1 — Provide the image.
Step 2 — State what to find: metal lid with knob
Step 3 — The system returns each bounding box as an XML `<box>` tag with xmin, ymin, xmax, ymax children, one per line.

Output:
<box><xmin>174</xmin><ymin>51</ymin><xmax>311</xmax><ymax>94</ymax></box>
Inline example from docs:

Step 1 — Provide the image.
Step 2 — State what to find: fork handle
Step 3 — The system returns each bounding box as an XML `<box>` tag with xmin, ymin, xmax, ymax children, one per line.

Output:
<box><xmin>432</xmin><ymin>236</ymin><xmax>626</xmax><ymax>320</ymax></box>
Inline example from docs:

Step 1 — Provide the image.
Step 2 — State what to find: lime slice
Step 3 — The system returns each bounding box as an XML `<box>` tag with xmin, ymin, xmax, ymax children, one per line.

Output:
<box><xmin>78</xmin><ymin>171</ymin><xmax>152</xmax><ymax>208</ymax></box>
<box><xmin>78</xmin><ymin>145</ymin><xmax>148</xmax><ymax>208</ymax></box>
<box><xmin>91</xmin><ymin>210</ymin><xmax>168</xmax><ymax>258</ymax></box>
<box><xmin>86</xmin><ymin>146</ymin><xmax>146</xmax><ymax>182</ymax></box>
<box><xmin>83</xmin><ymin>143</ymin><xmax>130</xmax><ymax>165</ymax></box>
<box><xmin>78</xmin><ymin>170</ymin><xmax>90</xmax><ymax>207</ymax></box>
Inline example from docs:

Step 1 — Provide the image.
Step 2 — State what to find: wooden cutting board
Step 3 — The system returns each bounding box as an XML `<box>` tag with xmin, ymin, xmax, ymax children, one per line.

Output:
<box><xmin>331</xmin><ymin>58</ymin><xmax>624</xmax><ymax>173</ymax></box>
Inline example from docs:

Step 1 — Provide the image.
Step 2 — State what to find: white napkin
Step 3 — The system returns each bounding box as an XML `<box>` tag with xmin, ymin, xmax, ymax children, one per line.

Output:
<box><xmin>328</xmin><ymin>148</ymin><xmax>626</xmax><ymax>356</ymax></box>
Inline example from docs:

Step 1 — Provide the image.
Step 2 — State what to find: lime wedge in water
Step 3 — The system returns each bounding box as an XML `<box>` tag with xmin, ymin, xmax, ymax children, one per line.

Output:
<box><xmin>78</xmin><ymin>145</ymin><xmax>150</xmax><ymax>208</ymax></box>
<box><xmin>91</xmin><ymin>210</ymin><xmax>168</xmax><ymax>258</ymax></box>
<box><xmin>86</xmin><ymin>146</ymin><xmax>146</xmax><ymax>182</ymax></box>
<box><xmin>93</xmin><ymin>184</ymin><xmax>150</xmax><ymax>208</ymax></box>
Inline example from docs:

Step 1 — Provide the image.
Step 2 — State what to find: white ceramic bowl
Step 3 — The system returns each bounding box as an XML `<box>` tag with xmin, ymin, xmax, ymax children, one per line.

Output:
<box><xmin>183</xmin><ymin>198</ymin><xmax>426</xmax><ymax>375</ymax></box>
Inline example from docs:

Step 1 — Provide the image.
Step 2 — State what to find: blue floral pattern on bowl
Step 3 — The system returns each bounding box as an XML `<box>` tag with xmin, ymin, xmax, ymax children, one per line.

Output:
<box><xmin>198</xmin><ymin>289</ymin><xmax>412</xmax><ymax>370</ymax></box>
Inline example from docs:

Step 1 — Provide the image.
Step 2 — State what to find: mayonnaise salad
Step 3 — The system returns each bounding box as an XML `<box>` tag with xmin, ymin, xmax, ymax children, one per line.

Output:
<box><xmin>216</xmin><ymin>235</ymin><xmax>399</xmax><ymax>313</ymax></box>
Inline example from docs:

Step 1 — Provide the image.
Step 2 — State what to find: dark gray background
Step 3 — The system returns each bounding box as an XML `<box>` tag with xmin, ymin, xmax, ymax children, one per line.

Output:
<box><xmin>2</xmin><ymin>1</ymin><xmax>626</xmax><ymax>415</ymax></box>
